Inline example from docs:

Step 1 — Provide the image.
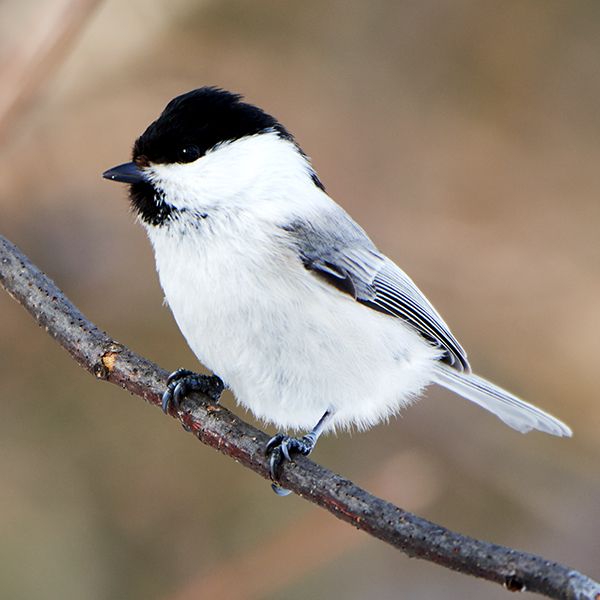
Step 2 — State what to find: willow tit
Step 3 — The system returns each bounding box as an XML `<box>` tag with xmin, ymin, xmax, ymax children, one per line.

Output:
<box><xmin>103</xmin><ymin>87</ymin><xmax>571</xmax><ymax>483</ymax></box>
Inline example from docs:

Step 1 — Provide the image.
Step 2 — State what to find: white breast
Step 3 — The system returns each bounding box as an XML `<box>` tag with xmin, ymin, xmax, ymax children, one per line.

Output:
<box><xmin>146</xmin><ymin>208</ymin><xmax>441</xmax><ymax>433</ymax></box>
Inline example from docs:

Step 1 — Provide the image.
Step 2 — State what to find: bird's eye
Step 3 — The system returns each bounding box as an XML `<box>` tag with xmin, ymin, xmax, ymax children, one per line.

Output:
<box><xmin>178</xmin><ymin>145</ymin><xmax>201</xmax><ymax>163</ymax></box>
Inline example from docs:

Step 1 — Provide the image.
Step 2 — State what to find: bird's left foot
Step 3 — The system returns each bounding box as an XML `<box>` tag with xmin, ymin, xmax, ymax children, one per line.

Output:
<box><xmin>162</xmin><ymin>368</ymin><xmax>224</xmax><ymax>414</ymax></box>
<box><xmin>265</xmin><ymin>411</ymin><xmax>333</xmax><ymax>495</ymax></box>
<box><xmin>265</xmin><ymin>433</ymin><xmax>316</xmax><ymax>482</ymax></box>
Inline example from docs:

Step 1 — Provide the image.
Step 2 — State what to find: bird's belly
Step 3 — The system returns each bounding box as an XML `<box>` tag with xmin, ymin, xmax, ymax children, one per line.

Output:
<box><xmin>154</xmin><ymin>239</ymin><xmax>441</xmax><ymax>433</ymax></box>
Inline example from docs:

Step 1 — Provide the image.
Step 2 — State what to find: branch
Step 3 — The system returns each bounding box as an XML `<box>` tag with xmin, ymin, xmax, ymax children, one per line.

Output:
<box><xmin>1</xmin><ymin>233</ymin><xmax>598</xmax><ymax>600</ymax></box>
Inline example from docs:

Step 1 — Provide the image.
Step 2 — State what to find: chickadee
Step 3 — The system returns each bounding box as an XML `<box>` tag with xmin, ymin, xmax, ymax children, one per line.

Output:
<box><xmin>103</xmin><ymin>87</ymin><xmax>571</xmax><ymax>485</ymax></box>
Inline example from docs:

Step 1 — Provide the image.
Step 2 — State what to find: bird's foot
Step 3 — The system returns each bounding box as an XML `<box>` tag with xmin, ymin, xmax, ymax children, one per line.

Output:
<box><xmin>265</xmin><ymin>433</ymin><xmax>317</xmax><ymax>483</ymax></box>
<box><xmin>162</xmin><ymin>368</ymin><xmax>224</xmax><ymax>414</ymax></box>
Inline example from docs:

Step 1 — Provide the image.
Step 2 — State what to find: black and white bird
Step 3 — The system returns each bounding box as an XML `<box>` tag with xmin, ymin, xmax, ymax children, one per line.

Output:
<box><xmin>103</xmin><ymin>87</ymin><xmax>571</xmax><ymax>483</ymax></box>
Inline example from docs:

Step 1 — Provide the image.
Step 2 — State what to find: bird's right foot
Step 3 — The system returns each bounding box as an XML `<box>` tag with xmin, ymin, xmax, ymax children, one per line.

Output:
<box><xmin>162</xmin><ymin>368</ymin><xmax>224</xmax><ymax>414</ymax></box>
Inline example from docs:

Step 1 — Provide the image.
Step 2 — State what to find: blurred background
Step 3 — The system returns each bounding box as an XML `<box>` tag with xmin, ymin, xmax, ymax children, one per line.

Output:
<box><xmin>0</xmin><ymin>0</ymin><xmax>599</xmax><ymax>598</ymax></box>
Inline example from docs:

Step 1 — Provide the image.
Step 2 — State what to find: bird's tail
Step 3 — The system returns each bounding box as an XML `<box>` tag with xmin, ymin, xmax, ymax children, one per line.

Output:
<box><xmin>434</xmin><ymin>364</ymin><xmax>572</xmax><ymax>437</ymax></box>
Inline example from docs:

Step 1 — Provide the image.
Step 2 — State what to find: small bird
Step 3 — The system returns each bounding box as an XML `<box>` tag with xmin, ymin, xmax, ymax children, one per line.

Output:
<box><xmin>103</xmin><ymin>87</ymin><xmax>571</xmax><ymax>485</ymax></box>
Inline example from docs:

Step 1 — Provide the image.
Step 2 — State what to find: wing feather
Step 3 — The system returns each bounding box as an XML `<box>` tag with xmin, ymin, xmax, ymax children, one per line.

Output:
<box><xmin>283</xmin><ymin>217</ymin><xmax>469</xmax><ymax>372</ymax></box>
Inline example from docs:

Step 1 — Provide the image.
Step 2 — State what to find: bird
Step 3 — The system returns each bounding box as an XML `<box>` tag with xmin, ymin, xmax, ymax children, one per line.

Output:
<box><xmin>103</xmin><ymin>87</ymin><xmax>571</xmax><ymax>487</ymax></box>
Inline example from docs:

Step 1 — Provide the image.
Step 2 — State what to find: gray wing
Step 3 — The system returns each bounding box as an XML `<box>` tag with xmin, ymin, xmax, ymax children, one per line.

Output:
<box><xmin>282</xmin><ymin>214</ymin><xmax>470</xmax><ymax>373</ymax></box>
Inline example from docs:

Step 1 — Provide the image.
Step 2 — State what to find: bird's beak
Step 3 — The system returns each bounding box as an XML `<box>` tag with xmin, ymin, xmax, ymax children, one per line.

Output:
<box><xmin>102</xmin><ymin>161</ymin><xmax>145</xmax><ymax>184</ymax></box>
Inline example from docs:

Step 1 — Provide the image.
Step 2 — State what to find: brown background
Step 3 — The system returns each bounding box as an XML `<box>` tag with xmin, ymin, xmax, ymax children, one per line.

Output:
<box><xmin>0</xmin><ymin>1</ymin><xmax>599</xmax><ymax>598</ymax></box>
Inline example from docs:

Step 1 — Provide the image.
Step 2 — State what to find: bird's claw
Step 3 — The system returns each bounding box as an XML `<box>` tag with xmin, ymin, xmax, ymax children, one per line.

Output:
<box><xmin>162</xmin><ymin>368</ymin><xmax>224</xmax><ymax>414</ymax></box>
<box><xmin>265</xmin><ymin>433</ymin><xmax>316</xmax><ymax>483</ymax></box>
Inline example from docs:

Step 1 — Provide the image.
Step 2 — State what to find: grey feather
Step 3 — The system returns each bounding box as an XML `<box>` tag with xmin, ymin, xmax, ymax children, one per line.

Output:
<box><xmin>281</xmin><ymin>214</ymin><xmax>469</xmax><ymax>372</ymax></box>
<box><xmin>435</xmin><ymin>364</ymin><xmax>572</xmax><ymax>437</ymax></box>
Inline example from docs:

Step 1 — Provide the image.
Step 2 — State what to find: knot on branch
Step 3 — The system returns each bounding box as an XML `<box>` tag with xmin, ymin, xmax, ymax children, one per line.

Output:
<box><xmin>94</xmin><ymin>342</ymin><xmax>126</xmax><ymax>380</ymax></box>
<box><xmin>504</xmin><ymin>574</ymin><xmax>525</xmax><ymax>592</ymax></box>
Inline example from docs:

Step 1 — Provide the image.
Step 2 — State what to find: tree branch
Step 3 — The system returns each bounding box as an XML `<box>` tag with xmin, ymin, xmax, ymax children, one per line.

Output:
<box><xmin>0</xmin><ymin>233</ymin><xmax>598</xmax><ymax>600</ymax></box>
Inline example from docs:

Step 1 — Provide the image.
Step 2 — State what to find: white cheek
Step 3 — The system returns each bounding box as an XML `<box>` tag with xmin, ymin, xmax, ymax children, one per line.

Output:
<box><xmin>147</xmin><ymin>140</ymin><xmax>262</xmax><ymax>212</ymax></box>
<box><xmin>147</xmin><ymin>162</ymin><xmax>211</xmax><ymax>211</ymax></box>
<box><xmin>146</xmin><ymin>133</ymin><xmax>323</xmax><ymax>218</ymax></box>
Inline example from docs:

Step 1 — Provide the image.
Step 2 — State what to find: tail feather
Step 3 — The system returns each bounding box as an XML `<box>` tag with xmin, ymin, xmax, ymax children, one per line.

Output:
<box><xmin>434</xmin><ymin>365</ymin><xmax>572</xmax><ymax>437</ymax></box>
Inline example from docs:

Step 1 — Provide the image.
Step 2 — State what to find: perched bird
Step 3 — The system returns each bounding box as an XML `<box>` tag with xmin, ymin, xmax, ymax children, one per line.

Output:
<box><xmin>103</xmin><ymin>87</ymin><xmax>571</xmax><ymax>485</ymax></box>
